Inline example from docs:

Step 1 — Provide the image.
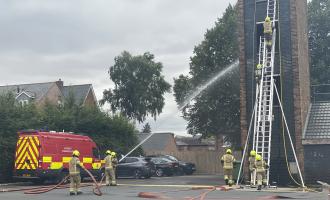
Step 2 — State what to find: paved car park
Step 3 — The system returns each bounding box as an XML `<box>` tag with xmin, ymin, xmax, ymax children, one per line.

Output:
<box><xmin>0</xmin><ymin>175</ymin><xmax>326</xmax><ymax>200</ymax></box>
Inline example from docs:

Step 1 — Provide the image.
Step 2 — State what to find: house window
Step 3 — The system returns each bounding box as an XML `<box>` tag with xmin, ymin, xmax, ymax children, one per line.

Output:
<box><xmin>19</xmin><ymin>100</ymin><xmax>29</xmax><ymax>106</ymax></box>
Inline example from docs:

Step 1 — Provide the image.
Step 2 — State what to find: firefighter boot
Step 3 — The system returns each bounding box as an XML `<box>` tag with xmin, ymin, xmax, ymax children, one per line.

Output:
<box><xmin>228</xmin><ymin>180</ymin><xmax>233</xmax><ymax>187</ymax></box>
<box><xmin>69</xmin><ymin>192</ymin><xmax>75</xmax><ymax>196</ymax></box>
<box><xmin>257</xmin><ymin>185</ymin><xmax>262</xmax><ymax>191</ymax></box>
<box><xmin>225</xmin><ymin>179</ymin><xmax>229</xmax><ymax>185</ymax></box>
<box><xmin>77</xmin><ymin>191</ymin><xmax>83</xmax><ymax>195</ymax></box>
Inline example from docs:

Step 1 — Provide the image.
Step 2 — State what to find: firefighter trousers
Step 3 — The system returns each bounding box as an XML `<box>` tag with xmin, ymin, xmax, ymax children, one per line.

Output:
<box><xmin>256</xmin><ymin>171</ymin><xmax>267</xmax><ymax>186</ymax></box>
<box><xmin>105</xmin><ymin>168</ymin><xmax>116</xmax><ymax>185</ymax></box>
<box><xmin>69</xmin><ymin>174</ymin><xmax>81</xmax><ymax>193</ymax></box>
<box><xmin>250</xmin><ymin>169</ymin><xmax>256</xmax><ymax>185</ymax></box>
<box><xmin>223</xmin><ymin>169</ymin><xmax>233</xmax><ymax>182</ymax></box>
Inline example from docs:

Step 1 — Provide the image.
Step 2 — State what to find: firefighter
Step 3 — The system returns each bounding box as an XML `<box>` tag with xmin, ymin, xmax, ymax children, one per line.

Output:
<box><xmin>110</xmin><ymin>151</ymin><xmax>118</xmax><ymax>186</ymax></box>
<box><xmin>104</xmin><ymin>150</ymin><xmax>114</xmax><ymax>186</ymax></box>
<box><xmin>263</xmin><ymin>16</ymin><xmax>273</xmax><ymax>52</ymax></box>
<box><xmin>69</xmin><ymin>150</ymin><xmax>85</xmax><ymax>195</ymax></box>
<box><xmin>254</xmin><ymin>154</ymin><xmax>269</xmax><ymax>190</ymax></box>
<box><xmin>249</xmin><ymin>150</ymin><xmax>257</xmax><ymax>185</ymax></box>
<box><xmin>220</xmin><ymin>149</ymin><xmax>236</xmax><ymax>186</ymax></box>
<box><xmin>255</xmin><ymin>64</ymin><xmax>263</xmax><ymax>82</ymax></box>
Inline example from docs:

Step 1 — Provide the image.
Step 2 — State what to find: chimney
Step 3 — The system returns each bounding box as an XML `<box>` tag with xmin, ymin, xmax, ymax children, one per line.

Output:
<box><xmin>56</xmin><ymin>79</ymin><xmax>64</xmax><ymax>91</ymax></box>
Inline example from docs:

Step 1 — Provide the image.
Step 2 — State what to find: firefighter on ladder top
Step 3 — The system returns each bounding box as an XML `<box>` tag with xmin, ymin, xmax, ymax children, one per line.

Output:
<box><xmin>255</xmin><ymin>63</ymin><xmax>263</xmax><ymax>82</ymax></box>
<box><xmin>263</xmin><ymin>16</ymin><xmax>273</xmax><ymax>52</ymax></box>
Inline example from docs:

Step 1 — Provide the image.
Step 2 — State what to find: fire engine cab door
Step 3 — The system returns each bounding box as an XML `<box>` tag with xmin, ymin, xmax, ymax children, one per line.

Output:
<box><xmin>15</xmin><ymin>136</ymin><xmax>41</xmax><ymax>170</ymax></box>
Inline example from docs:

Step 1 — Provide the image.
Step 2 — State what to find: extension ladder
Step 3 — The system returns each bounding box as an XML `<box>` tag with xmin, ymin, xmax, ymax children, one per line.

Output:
<box><xmin>252</xmin><ymin>0</ymin><xmax>277</xmax><ymax>185</ymax></box>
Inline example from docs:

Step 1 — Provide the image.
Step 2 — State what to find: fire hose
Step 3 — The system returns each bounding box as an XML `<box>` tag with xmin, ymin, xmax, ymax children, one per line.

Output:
<box><xmin>24</xmin><ymin>168</ymin><xmax>102</xmax><ymax>196</ymax></box>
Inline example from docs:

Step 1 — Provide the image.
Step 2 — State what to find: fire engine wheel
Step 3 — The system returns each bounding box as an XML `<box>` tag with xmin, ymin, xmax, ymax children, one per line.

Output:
<box><xmin>32</xmin><ymin>179</ymin><xmax>45</xmax><ymax>185</ymax></box>
<box><xmin>155</xmin><ymin>169</ymin><xmax>163</xmax><ymax>177</ymax></box>
<box><xmin>134</xmin><ymin>169</ymin><xmax>142</xmax><ymax>179</ymax></box>
<box><xmin>56</xmin><ymin>170</ymin><xmax>69</xmax><ymax>184</ymax></box>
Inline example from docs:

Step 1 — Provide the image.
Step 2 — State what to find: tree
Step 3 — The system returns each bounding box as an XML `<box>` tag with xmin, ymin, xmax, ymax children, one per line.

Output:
<box><xmin>101</xmin><ymin>51</ymin><xmax>171</xmax><ymax>123</ymax></box>
<box><xmin>308</xmin><ymin>0</ymin><xmax>330</xmax><ymax>84</ymax></box>
<box><xmin>173</xmin><ymin>5</ymin><xmax>240</xmax><ymax>148</ymax></box>
<box><xmin>141</xmin><ymin>123</ymin><xmax>151</xmax><ymax>133</ymax></box>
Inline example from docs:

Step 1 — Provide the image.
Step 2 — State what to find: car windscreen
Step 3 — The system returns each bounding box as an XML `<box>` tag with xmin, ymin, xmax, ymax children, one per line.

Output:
<box><xmin>165</xmin><ymin>155</ymin><xmax>178</xmax><ymax>161</ymax></box>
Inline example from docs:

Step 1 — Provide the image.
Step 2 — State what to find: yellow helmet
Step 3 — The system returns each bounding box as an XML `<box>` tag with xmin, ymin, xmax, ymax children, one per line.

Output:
<box><xmin>226</xmin><ymin>149</ymin><xmax>232</xmax><ymax>154</ymax></box>
<box><xmin>111</xmin><ymin>152</ymin><xmax>116</xmax><ymax>157</ymax></box>
<box><xmin>106</xmin><ymin>150</ymin><xmax>111</xmax><ymax>155</ymax></box>
<box><xmin>250</xmin><ymin>150</ymin><xmax>256</xmax><ymax>157</ymax></box>
<box><xmin>257</xmin><ymin>64</ymin><xmax>262</xmax><ymax>69</ymax></box>
<box><xmin>265</xmin><ymin>16</ymin><xmax>271</xmax><ymax>22</ymax></box>
<box><xmin>72</xmin><ymin>150</ymin><xmax>80</xmax><ymax>157</ymax></box>
<box><xmin>256</xmin><ymin>154</ymin><xmax>262</xmax><ymax>161</ymax></box>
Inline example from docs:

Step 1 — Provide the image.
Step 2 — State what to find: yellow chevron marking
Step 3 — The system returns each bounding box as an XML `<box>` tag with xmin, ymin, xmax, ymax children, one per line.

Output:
<box><xmin>16</xmin><ymin>139</ymin><xmax>33</xmax><ymax>165</ymax></box>
<box><xmin>16</xmin><ymin>137</ymin><xmax>28</xmax><ymax>159</ymax></box>
<box><xmin>28</xmin><ymin>145</ymin><xmax>38</xmax><ymax>165</ymax></box>
<box><xmin>21</xmin><ymin>153</ymin><xmax>33</xmax><ymax>170</ymax></box>
<box><xmin>34</xmin><ymin>136</ymin><xmax>40</xmax><ymax>145</ymax></box>
<box><xmin>29</xmin><ymin>138</ymin><xmax>39</xmax><ymax>158</ymax></box>
<box><xmin>15</xmin><ymin>136</ymin><xmax>39</xmax><ymax>169</ymax></box>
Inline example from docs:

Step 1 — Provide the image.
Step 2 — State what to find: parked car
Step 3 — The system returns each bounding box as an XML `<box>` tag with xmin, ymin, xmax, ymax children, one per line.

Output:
<box><xmin>156</xmin><ymin>155</ymin><xmax>196</xmax><ymax>175</ymax></box>
<box><xmin>149</xmin><ymin>157</ymin><xmax>179</xmax><ymax>177</ymax></box>
<box><xmin>116</xmin><ymin>157</ymin><xmax>154</xmax><ymax>179</ymax></box>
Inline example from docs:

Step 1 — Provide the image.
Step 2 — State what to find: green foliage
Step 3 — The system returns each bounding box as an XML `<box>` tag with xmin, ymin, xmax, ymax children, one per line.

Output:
<box><xmin>101</xmin><ymin>51</ymin><xmax>171</xmax><ymax>123</ymax></box>
<box><xmin>0</xmin><ymin>93</ymin><xmax>139</xmax><ymax>182</ymax></box>
<box><xmin>308</xmin><ymin>0</ymin><xmax>330</xmax><ymax>84</ymax></box>
<box><xmin>141</xmin><ymin>123</ymin><xmax>152</xmax><ymax>133</ymax></box>
<box><xmin>173</xmin><ymin>5</ymin><xmax>240</xmax><ymax>146</ymax></box>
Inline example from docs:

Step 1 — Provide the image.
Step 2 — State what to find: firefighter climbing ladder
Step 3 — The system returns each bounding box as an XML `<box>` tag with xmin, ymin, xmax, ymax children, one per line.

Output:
<box><xmin>237</xmin><ymin>0</ymin><xmax>305</xmax><ymax>188</ymax></box>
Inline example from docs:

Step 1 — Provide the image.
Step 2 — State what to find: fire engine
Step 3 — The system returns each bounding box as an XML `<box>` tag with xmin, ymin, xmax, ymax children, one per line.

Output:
<box><xmin>13</xmin><ymin>130</ymin><xmax>103</xmax><ymax>183</ymax></box>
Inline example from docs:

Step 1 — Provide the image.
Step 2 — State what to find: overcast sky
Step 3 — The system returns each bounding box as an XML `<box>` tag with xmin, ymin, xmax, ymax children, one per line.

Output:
<box><xmin>0</xmin><ymin>0</ymin><xmax>236</xmax><ymax>135</ymax></box>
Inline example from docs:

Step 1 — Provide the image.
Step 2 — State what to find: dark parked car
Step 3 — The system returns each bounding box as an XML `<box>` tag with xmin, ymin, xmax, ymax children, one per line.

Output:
<box><xmin>150</xmin><ymin>157</ymin><xmax>179</xmax><ymax>177</ymax></box>
<box><xmin>116</xmin><ymin>157</ymin><xmax>154</xmax><ymax>179</ymax></box>
<box><xmin>157</xmin><ymin>155</ymin><xmax>196</xmax><ymax>175</ymax></box>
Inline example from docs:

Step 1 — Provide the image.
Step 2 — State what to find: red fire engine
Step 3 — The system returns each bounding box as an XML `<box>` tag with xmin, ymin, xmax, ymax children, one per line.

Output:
<box><xmin>13</xmin><ymin>130</ymin><xmax>103</xmax><ymax>183</ymax></box>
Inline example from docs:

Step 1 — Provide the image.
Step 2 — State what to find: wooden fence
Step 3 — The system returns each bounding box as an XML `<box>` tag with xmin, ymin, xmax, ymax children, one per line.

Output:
<box><xmin>147</xmin><ymin>150</ymin><xmax>241</xmax><ymax>175</ymax></box>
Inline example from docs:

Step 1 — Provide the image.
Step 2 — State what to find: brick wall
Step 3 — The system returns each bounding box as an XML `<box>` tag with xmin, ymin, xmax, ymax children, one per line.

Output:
<box><xmin>84</xmin><ymin>88</ymin><xmax>97</xmax><ymax>107</ymax></box>
<box><xmin>290</xmin><ymin>0</ymin><xmax>311</xmax><ymax>176</ymax></box>
<box><xmin>37</xmin><ymin>83</ymin><xmax>62</xmax><ymax>107</ymax></box>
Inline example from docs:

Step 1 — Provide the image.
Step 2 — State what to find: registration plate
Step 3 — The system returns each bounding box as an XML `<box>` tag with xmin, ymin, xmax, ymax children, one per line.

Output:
<box><xmin>22</xmin><ymin>174</ymin><xmax>31</xmax><ymax>177</ymax></box>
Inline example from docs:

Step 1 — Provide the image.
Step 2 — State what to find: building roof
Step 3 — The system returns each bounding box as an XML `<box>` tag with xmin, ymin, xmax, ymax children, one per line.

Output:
<box><xmin>62</xmin><ymin>84</ymin><xmax>92</xmax><ymax>104</ymax></box>
<box><xmin>0</xmin><ymin>82</ymin><xmax>54</xmax><ymax>101</ymax></box>
<box><xmin>175</xmin><ymin>135</ymin><xmax>214</xmax><ymax>146</ymax></box>
<box><xmin>137</xmin><ymin>132</ymin><xmax>174</xmax><ymax>151</ymax></box>
<box><xmin>305</xmin><ymin>102</ymin><xmax>330</xmax><ymax>139</ymax></box>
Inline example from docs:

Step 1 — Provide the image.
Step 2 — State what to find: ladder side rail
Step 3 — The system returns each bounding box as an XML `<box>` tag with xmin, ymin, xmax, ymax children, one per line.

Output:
<box><xmin>253</xmin><ymin>37</ymin><xmax>265</xmax><ymax>150</ymax></box>
<box><xmin>265</xmin><ymin>27</ymin><xmax>277</xmax><ymax>185</ymax></box>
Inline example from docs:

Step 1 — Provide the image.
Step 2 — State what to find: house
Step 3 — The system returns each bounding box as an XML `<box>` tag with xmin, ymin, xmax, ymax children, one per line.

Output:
<box><xmin>0</xmin><ymin>79</ymin><xmax>97</xmax><ymax>107</ymax></box>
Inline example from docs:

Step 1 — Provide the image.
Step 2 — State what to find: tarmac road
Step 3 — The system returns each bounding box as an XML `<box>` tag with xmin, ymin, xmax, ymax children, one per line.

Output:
<box><xmin>0</xmin><ymin>175</ymin><xmax>327</xmax><ymax>200</ymax></box>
